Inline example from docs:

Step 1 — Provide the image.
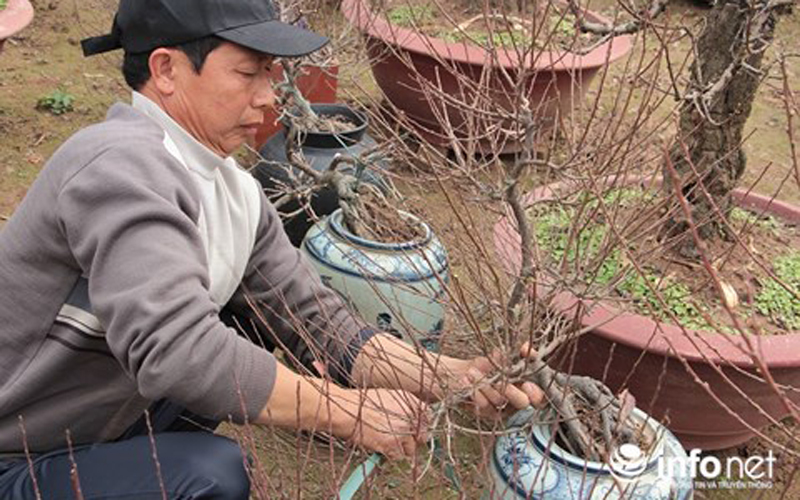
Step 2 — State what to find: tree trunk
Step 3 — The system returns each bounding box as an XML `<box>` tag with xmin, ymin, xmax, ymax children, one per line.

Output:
<box><xmin>663</xmin><ymin>0</ymin><xmax>782</xmax><ymax>255</ymax></box>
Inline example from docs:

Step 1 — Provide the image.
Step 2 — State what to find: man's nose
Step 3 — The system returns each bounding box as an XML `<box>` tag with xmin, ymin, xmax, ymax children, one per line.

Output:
<box><xmin>253</xmin><ymin>79</ymin><xmax>276</xmax><ymax>110</ymax></box>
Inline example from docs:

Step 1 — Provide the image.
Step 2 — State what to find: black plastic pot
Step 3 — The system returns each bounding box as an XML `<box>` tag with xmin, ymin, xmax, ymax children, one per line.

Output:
<box><xmin>253</xmin><ymin>103</ymin><xmax>389</xmax><ymax>246</ymax></box>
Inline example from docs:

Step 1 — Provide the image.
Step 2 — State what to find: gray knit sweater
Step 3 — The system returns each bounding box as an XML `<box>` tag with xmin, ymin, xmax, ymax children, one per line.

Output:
<box><xmin>0</xmin><ymin>102</ymin><xmax>366</xmax><ymax>455</ymax></box>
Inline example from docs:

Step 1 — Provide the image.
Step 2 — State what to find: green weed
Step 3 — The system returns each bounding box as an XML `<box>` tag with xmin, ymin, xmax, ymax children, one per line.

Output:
<box><xmin>530</xmin><ymin>203</ymin><xmax>622</xmax><ymax>287</ymax></box>
<box><xmin>471</xmin><ymin>29</ymin><xmax>530</xmax><ymax>47</ymax></box>
<box><xmin>551</xmin><ymin>13</ymin><xmax>577</xmax><ymax>38</ymax></box>
<box><xmin>0</xmin><ymin>0</ymin><xmax>8</xmax><ymax>11</ymax></box>
<box><xmin>436</xmin><ymin>30</ymin><xmax>460</xmax><ymax>43</ymax></box>
<box><xmin>437</xmin><ymin>28</ymin><xmax>530</xmax><ymax>47</ymax></box>
<box><xmin>530</xmin><ymin>187</ymin><xmax>716</xmax><ymax>330</ymax></box>
<box><xmin>602</xmin><ymin>187</ymin><xmax>652</xmax><ymax>207</ymax></box>
<box><xmin>532</xmin><ymin>187</ymin><xmax>649</xmax><ymax>266</ymax></box>
<box><xmin>617</xmin><ymin>273</ymin><xmax>712</xmax><ymax>330</ymax></box>
<box><xmin>755</xmin><ymin>251</ymin><xmax>800</xmax><ymax>330</ymax></box>
<box><xmin>387</xmin><ymin>4</ymin><xmax>434</xmax><ymax>27</ymax></box>
<box><xmin>528</xmin><ymin>188</ymin><xmax>800</xmax><ymax>332</ymax></box>
<box><xmin>730</xmin><ymin>207</ymin><xmax>780</xmax><ymax>233</ymax></box>
<box><xmin>36</xmin><ymin>88</ymin><xmax>75</xmax><ymax>115</ymax></box>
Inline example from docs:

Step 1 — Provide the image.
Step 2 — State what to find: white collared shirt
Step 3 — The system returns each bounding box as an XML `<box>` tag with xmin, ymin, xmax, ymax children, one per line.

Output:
<box><xmin>131</xmin><ymin>91</ymin><xmax>261</xmax><ymax>307</ymax></box>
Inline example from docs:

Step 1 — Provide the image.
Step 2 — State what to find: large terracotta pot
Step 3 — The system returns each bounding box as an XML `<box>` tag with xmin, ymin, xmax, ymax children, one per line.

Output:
<box><xmin>341</xmin><ymin>0</ymin><xmax>632</xmax><ymax>152</ymax></box>
<box><xmin>0</xmin><ymin>0</ymin><xmax>33</xmax><ymax>55</ymax></box>
<box><xmin>254</xmin><ymin>63</ymin><xmax>339</xmax><ymax>148</ymax></box>
<box><xmin>493</xmin><ymin>176</ymin><xmax>800</xmax><ymax>450</ymax></box>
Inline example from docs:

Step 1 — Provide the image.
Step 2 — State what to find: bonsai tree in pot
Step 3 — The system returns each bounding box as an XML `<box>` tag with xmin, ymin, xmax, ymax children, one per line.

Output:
<box><xmin>345</xmin><ymin>0</ymin><xmax>798</xmax><ymax>453</ymax></box>
<box><xmin>479</xmin><ymin>0</ymin><xmax>800</xmax><ymax>450</ymax></box>
<box><xmin>231</xmin><ymin>0</ymin><xmax>799</xmax><ymax>495</ymax></box>
<box><xmin>254</xmin><ymin>55</ymin><xmax>675</xmax><ymax>484</ymax></box>
<box><xmin>254</xmin><ymin>58</ymin><xmax>392</xmax><ymax>245</ymax></box>
<box><xmin>343</xmin><ymin>0</ymin><xmax>799</xmax><ymax>475</ymax></box>
<box><xmin>649</xmin><ymin>0</ymin><xmax>795</xmax><ymax>270</ymax></box>
<box><xmin>252</xmin><ymin>59</ymin><xmax>450</xmax><ymax>342</ymax></box>
<box><xmin>253</xmin><ymin>0</ymin><xmax>341</xmax><ymax>147</ymax></box>
<box><xmin>560</xmin><ymin>0</ymin><xmax>800</xmax><ymax>449</ymax></box>
<box><xmin>341</xmin><ymin>0</ymin><xmax>634</xmax><ymax>151</ymax></box>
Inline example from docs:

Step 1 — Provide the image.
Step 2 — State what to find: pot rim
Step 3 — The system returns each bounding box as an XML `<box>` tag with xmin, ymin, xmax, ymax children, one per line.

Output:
<box><xmin>284</xmin><ymin>103</ymin><xmax>367</xmax><ymax>133</ymax></box>
<box><xmin>341</xmin><ymin>0</ymin><xmax>632</xmax><ymax>71</ymax></box>
<box><xmin>284</xmin><ymin>103</ymin><xmax>369</xmax><ymax>147</ymax></box>
<box><xmin>0</xmin><ymin>0</ymin><xmax>34</xmax><ymax>40</ymax></box>
<box><xmin>492</xmin><ymin>407</ymin><xmax>673</xmax><ymax>497</ymax></box>
<box><xmin>329</xmin><ymin>208</ymin><xmax>432</xmax><ymax>250</ymax></box>
<box><xmin>492</xmin><ymin>173</ymin><xmax>800</xmax><ymax>368</ymax></box>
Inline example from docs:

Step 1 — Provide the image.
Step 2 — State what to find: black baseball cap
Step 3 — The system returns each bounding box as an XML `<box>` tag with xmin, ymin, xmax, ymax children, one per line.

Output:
<box><xmin>81</xmin><ymin>0</ymin><xmax>329</xmax><ymax>58</ymax></box>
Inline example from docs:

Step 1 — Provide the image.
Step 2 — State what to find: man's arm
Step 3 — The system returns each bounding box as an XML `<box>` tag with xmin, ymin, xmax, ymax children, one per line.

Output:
<box><xmin>225</xmin><ymin>191</ymin><xmax>376</xmax><ymax>384</ymax></box>
<box><xmin>255</xmin><ymin>361</ymin><xmax>429</xmax><ymax>460</ymax></box>
<box><xmin>351</xmin><ymin>334</ymin><xmax>545</xmax><ymax>417</ymax></box>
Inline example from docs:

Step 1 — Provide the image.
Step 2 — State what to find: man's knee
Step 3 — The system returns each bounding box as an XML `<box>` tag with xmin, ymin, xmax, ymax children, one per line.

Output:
<box><xmin>171</xmin><ymin>433</ymin><xmax>251</xmax><ymax>499</ymax></box>
<box><xmin>0</xmin><ymin>434</ymin><xmax>251</xmax><ymax>500</ymax></box>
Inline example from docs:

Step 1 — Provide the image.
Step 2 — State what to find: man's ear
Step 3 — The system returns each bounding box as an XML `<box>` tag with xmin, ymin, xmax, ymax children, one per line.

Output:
<box><xmin>148</xmin><ymin>48</ymin><xmax>179</xmax><ymax>95</ymax></box>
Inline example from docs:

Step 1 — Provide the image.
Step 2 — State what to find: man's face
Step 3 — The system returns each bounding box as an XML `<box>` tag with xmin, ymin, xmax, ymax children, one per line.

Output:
<box><xmin>166</xmin><ymin>42</ymin><xmax>275</xmax><ymax>157</ymax></box>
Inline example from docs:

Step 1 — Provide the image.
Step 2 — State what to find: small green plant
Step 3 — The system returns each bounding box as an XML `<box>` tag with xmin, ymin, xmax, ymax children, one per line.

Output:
<box><xmin>617</xmin><ymin>272</ymin><xmax>712</xmax><ymax>330</ymax></box>
<box><xmin>730</xmin><ymin>207</ymin><xmax>780</xmax><ymax>233</ymax></box>
<box><xmin>473</xmin><ymin>30</ymin><xmax>530</xmax><ymax>47</ymax></box>
<box><xmin>756</xmin><ymin>251</ymin><xmax>800</xmax><ymax>330</ymax></box>
<box><xmin>0</xmin><ymin>0</ymin><xmax>8</xmax><ymax>11</ymax></box>
<box><xmin>439</xmin><ymin>28</ymin><xmax>531</xmax><ymax>48</ymax></box>
<box><xmin>387</xmin><ymin>4</ymin><xmax>434</xmax><ymax>27</ymax></box>
<box><xmin>36</xmin><ymin>89</ymin><xmax>75</xmax><ymax>115</ymax></box>
<box><xmin>532</xmin><ymin>188</ymin><xmax>650</xmax><ymax>268</ymax></box>
<box><xmin>601</xmin><ymin>187</ymin><xmax>652</xmax><ymax>207</ymax></box>
<box><xmin>531</xmin><ymin>203</ymin><xmax>623</xmax><ymax>287</ymax></box>
<box><xmin>551</xmin><ymin>13</ymin><xmax>578</xmax><ymax>38</ymax></box>
<box><xmin>530</xmin><ymin>188</ymin><xmax>718</xmax><ymax>330</ymax></box>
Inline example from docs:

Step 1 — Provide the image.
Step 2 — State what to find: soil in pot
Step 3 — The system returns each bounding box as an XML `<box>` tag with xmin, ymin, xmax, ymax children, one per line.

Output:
<box><xmin>343</xmin><ymin>188</ymin><xmax>426</xmax><ymax>244</ymax></box>
<box><xmin>381</xmin><ymin>0</ymin><xmax>603</xmax><ymax>52</ymax></box>
<box><xmin>552</xmin><ymin>395</ymin><xmax>657</xmax><ymax>459</ymax></box>
<box><xmin>292</xmin><ymin>112</ymin><xmax>358</xmax><ymax>135</ymax></box>
<box><xmin>527</xmin><ymin>186</ymin><xmax>800</xmax><ymax>335</ymax></box>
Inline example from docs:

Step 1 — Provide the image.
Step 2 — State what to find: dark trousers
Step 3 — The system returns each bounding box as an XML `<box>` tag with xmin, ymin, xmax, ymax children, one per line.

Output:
<box><xmin>0</xmin><ymin>401</ymin><xmax>251</xmax><ymax>499</ymax></box>
<box><xmin>0</xmin><ymin>309</ymin><xmax>266</xmax><ymax>499</ymax></box>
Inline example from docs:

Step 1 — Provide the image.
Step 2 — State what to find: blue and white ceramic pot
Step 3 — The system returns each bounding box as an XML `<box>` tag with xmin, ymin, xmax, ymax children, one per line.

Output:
<box><xmin>302</xmin><ymin>208</ymin><xmax>448</xmax><ymax>345</ymax></box>
<box><xmin>485</xmin><ymin>407</ymin><xmax>694</xmax><ymax>499</ymax></box>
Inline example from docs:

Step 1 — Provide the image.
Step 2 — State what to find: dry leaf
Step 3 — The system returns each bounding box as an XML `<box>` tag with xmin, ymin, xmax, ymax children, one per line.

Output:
<box><xmin>720</xmin><ymin>281</ymin><xmax>739</xmax><ymax>309</ymax></box>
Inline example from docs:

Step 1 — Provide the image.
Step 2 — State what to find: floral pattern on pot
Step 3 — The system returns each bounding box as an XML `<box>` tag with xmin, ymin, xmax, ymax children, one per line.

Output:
<box><xmin>302</xmin><ymin>209</ymin><xmax>448</xmax><ymax>345</ymax></box>
<box><xmin>485</xmin><ymin>407</ymin><xmax>694</xmax><ymax>499</ymax></box>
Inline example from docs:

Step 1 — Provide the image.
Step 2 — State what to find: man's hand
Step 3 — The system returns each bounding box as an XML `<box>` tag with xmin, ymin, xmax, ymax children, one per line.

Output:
<box><xmin>257</xmin><ymin>363</ymin><xmax>429</xmax><ymax>461</ymax></box>
<box><xmin>331</xmin><ymin>387</ymin><xmax>430</xmax><ymax>461</ymax></box>
<box><xmin>445</xmin><ymin>342</ymin><xmax>545</xmax><ymax>419</ymax></box>
<box><xmin>350</xmin><ymin>333</ymin><xmax>545</xmax><ymax>420</ymax></box>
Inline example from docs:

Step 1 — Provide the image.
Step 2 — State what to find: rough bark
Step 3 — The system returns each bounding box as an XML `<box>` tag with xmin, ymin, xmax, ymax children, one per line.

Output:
<box><xmin>663</xmin><ymin>0</ymin><xmax>783</xmax><ymax>255</ymax></box>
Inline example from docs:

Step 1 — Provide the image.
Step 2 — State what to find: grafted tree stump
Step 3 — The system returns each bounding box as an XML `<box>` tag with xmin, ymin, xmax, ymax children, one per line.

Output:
<box><xmin>663</xmin><ymin>0</ymin><xmax>784</xmax><ymax>254</ymax></box>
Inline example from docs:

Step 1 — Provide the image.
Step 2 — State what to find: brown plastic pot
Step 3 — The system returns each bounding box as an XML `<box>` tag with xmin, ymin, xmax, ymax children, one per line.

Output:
<box><xmin>253</xmin><ymin>62</ymin><xmax>339</xmax><ymax>149</ymax></box>
<box><xmin>493</xmin><ymin>175</ymin><xmax>800</xmax><ymax>450</ymax></box>
<box><xmin>0</xmin><ymin>0</ymin><xmax>33</xmax><ymax>55</ymax></box>
<box><xmin>341</xmin><ymin>0</ymin><xmax>632</xmax><ymax>152</ymax></box>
